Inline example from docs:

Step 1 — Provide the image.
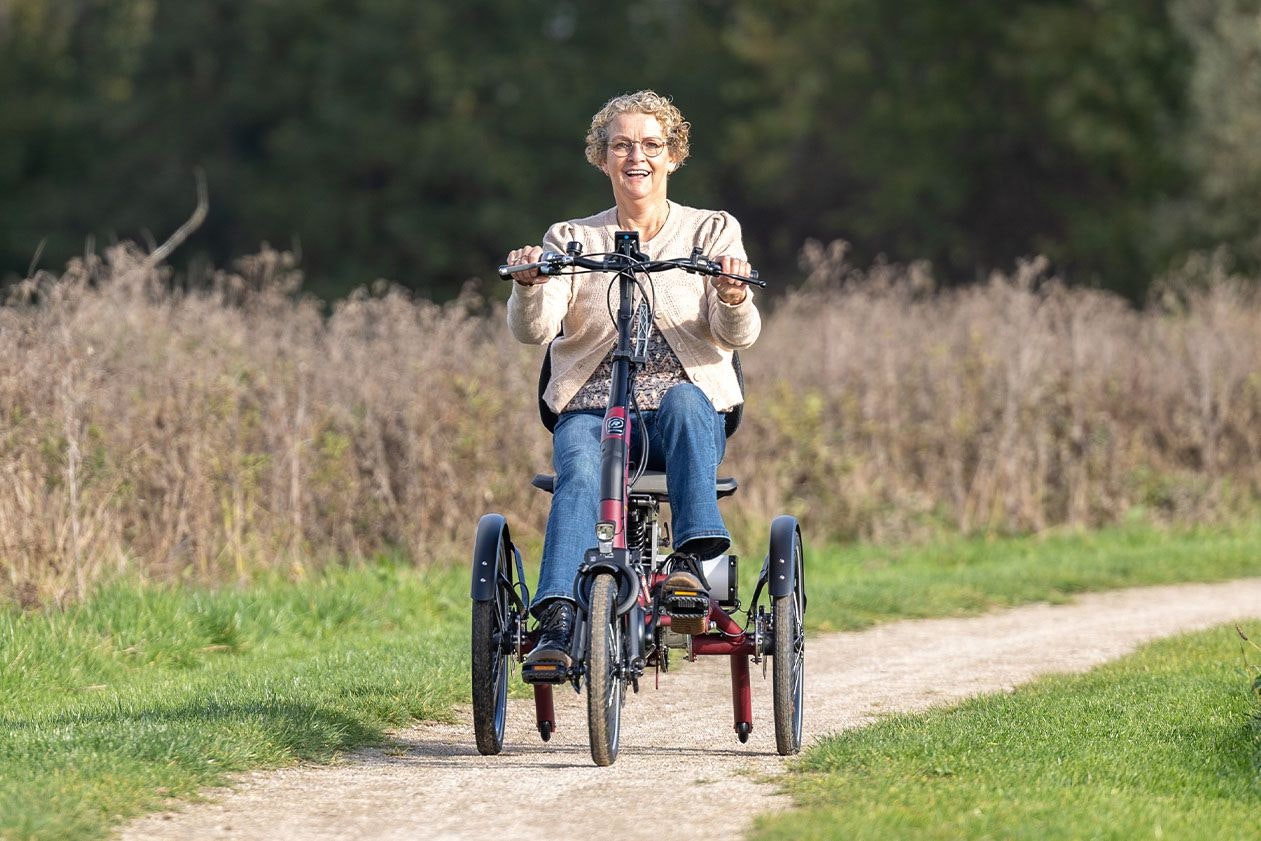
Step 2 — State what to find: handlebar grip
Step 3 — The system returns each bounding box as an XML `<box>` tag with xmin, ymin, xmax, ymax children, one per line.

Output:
<box><xmin>701</xmin><ymin>260</ymin><xmax>760</xmax><ymax>285</ymax></box>
<box><xmin>497</xmin><ymin>262</ymin><xmax>549</xmax><ymax>280</ymax></box>
<box><xmin>717</xmin><ymin>265</ymin><xmax>765</xmax><ymax>288</ymax></box>
<box><xmin>497</xmin><ymin>251</ymin><xmax>567</xmax><ymax>280</ymax></box>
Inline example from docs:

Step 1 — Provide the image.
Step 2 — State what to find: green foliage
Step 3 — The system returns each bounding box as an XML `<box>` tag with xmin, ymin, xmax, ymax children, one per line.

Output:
<box><xmin>752</xmin><ymin>624</ymin><xmax>1261</xmax><ymax>841</ymax></box>
<box><xmin>726</xmin><ymin>0</ymin><xmax>1191</xmax><ymax>297</ymax></box>
<box><xmin>1167</xmin><ymin>0</ymin><xmax>1261</xmax><ymax>274</ymax></box>
<box><xmin>0</xmin><ymin>0</ymin><xmax>753</xmax><ymax>298</ymax></box>
<box><xmin>1</xmin><ymin>0</ymin><xmax>1257</xmax><ymax>298</ymax></box>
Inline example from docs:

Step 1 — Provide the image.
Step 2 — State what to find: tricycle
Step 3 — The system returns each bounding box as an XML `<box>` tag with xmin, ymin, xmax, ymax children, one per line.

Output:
<box><xmin>471</xmin><ymin>232</ymin><xmax>805</xmax><ymax>765</ymax></box>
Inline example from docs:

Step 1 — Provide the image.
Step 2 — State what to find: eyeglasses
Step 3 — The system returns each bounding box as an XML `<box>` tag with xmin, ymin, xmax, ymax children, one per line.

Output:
<box><xmin>608</xmin><ymin>139</ymin><xmax>667</xmax><ymax>158</ymax></box>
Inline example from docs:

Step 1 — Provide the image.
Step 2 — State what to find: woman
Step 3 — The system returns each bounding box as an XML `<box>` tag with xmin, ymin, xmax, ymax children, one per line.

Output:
<box><xmin>505</xmin><ymin>90</ymin><xmax>760</xmax><ymax>671</ymax></box>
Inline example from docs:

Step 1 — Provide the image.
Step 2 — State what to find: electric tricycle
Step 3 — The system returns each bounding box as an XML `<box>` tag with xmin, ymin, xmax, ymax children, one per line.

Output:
<box><xmin>471</xmin><ymin>232</ymin><xmax>806</xmax><ymax>766</ymax></box>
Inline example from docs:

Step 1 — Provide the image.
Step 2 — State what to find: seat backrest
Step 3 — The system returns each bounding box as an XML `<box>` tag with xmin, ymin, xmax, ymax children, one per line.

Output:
<box><xmin>725</xmin><ymin>351</ymin><xmax>744</xmax><ymax>438</ymax></box>
<box><xmin>538</xmin><ymin>338</ymin><xmax>560</xmax><ymax>432</ymax></box>
<box><xmin>537</xmin><ymin>338</ymin><xmax>745</xmax><ymax>438</ymax></box>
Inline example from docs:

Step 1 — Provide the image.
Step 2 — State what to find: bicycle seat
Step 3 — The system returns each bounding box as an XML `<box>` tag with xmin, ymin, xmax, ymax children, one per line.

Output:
<box><xmin>531</xmin><ymin>470</ymin><xmax>738</xmax><ymax>500</ymax></box>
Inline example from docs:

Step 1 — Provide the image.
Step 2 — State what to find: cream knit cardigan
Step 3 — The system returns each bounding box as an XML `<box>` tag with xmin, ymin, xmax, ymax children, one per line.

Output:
<box><xmin>508</xmin><ymin>201</ymin><xmax>761</xmax><ymax>414</ymax></box>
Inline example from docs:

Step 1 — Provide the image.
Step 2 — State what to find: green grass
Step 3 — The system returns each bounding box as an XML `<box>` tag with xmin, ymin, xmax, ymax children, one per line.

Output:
<box><xmin>0</xmin><ymin>563</ymin><xmax>470</xmax><ymax>841</ymax></box>
<box><xmin>799</xmin><ymin>520</ymin><xmax>1261</xmax><ymax>631</ymax></box>
<box><xmin>751</xmin><ymin>623</ymin><xmax>1261</xmax><ymax>841</ymax></box>
<box><xmin>3</xmin><ymin>520</ymin><xmax>1261</xmax><ymax>839</ymax></box>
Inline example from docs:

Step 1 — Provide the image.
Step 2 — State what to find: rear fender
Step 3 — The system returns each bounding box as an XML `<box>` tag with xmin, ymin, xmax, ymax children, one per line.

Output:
<box><xmin>471</xmin><ymin>514</ymin><xmax>512</xmax><ymax>602</ymax></box>
<box><xmin>767</xmin><ymin>515</ymin><xmax>806</xmax><ymax>611</ymax></box>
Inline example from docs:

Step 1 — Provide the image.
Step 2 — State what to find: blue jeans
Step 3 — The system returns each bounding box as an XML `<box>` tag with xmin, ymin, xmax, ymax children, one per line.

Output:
<box><xmin>532</xmin><ymin>383</ymin><xmax>730</xmax><ymax>613</ymax></box>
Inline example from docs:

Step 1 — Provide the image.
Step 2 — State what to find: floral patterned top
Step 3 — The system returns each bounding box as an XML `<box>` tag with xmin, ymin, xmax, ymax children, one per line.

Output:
<box><xmin>564</xmin><ymin>324</ymin><xmax>690</xmax><ymax>412</ymax></box>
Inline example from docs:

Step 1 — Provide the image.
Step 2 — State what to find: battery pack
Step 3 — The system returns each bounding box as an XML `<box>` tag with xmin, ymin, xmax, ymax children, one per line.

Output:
<box><xmin>700</xmin><ymin>554</ymin><xmax>738</xmax><ymax>607</ymax></box>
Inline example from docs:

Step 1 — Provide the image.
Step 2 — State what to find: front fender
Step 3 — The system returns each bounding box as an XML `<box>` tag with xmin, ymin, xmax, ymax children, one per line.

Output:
<box><xmin>572</xmin><ymin>548</ymin><xmax>640</xmax><ymax>616</ymax></box>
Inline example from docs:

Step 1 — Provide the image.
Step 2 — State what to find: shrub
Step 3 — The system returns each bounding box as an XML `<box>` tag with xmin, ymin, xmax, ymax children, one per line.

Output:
<box><xmin>3</xmin><ymin>241</ymin><xmax>1260</xmax><ymax>600</ymax></box>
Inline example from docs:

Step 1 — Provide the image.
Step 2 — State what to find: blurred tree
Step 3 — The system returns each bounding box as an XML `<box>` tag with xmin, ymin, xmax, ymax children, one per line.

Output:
<box><xmin>0</xmin><ymin>0</ymin><xmax>1249</xmax><ymax>300</ymax></box>
<box><xmin>0</xmin><ymin>0</ymin><xmax>756</xmax><ymax>298</ymax></box>
<box><xmin>1167</xmin><ymin>0</ymin><xmax>1261</xmax><ymax>273</ymax></box>
<box><xmin>722</xmin><ymin>0</ymin><xmax>1190</xmax><ymax>298</ymax></box>
<box><xmin>0</xmin><ymin>0</ymin><xmax>160</xmax><ymax>272</ymax></box>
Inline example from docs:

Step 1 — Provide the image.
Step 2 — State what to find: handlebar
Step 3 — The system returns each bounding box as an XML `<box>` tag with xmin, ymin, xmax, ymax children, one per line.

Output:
<box><xmin>497</xmin><ymin>249</ymin><xmax>765</xmax><ymax>288</ymax></box>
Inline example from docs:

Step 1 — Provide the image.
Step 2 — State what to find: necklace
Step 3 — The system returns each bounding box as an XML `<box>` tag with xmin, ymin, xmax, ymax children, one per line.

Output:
<box><xmin>616</xmin><ymin>203</ymin><xmax>670</xmax><ymax>242</ymax></box>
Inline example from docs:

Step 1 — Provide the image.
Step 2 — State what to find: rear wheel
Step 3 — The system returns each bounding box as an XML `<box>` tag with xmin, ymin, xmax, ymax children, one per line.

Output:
<box><xmin>772</xmin><ymin>532</ymin><xmax>805</xmax><ymax>756</ymax></box>
<box><xmin>472</xmin><ymin>537</ymin><xmax>513</xmax><ymax>755</ymax></box>
<box><xmin>586</xmin><ymin>573</ymin><xmax>625</xmax><ymax>766</ymax></box>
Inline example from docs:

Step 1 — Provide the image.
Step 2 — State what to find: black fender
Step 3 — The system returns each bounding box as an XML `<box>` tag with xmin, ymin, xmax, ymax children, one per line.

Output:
<box><xmin>767</xmin><ymin>515</ymin><xmax>805</xmax><ymax>611</ymax></box>
<box><xmin>471</xmin><ymin>514</ymin><xmax>511</xmax><ymax>602</ymax></box>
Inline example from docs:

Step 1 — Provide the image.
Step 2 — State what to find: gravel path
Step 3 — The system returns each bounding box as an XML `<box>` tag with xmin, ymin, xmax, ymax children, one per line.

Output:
<box><xmin>120</xmin><ymin>578</ymin><xmax>1261</xmax><ymax>841</ymax></box>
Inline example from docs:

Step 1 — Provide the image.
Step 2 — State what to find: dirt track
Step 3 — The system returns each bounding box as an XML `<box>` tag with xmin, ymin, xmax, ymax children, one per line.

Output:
<box><xmin>120</xmin><ymin>578</ymin><xmax>1261</xmax><ymax>841</ymax></box>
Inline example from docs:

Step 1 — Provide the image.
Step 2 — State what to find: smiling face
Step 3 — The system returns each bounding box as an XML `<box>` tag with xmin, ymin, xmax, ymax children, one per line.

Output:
<box><xmin>601</xmin><ymin>112</ymin><xmax>676</xmax><ymax>208</ymax></box>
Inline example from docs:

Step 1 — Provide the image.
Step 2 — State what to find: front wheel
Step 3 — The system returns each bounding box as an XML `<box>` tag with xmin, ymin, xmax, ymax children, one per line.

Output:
<box><xmin>771</xmin><ymin>529</ymin><xmax>805</xmax><ymax>756</ymax></box>
<box><xmin>586</xmin><ymin>573</ymin><xmax>625</xmax><ymax>766</ymax></box>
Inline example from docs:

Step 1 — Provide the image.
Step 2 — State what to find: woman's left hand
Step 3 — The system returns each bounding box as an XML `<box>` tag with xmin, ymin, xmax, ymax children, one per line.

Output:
<box><xmin>710</xmin><ymin>256</ymin><xmax>752</xmax><ymax>305</ymax></box>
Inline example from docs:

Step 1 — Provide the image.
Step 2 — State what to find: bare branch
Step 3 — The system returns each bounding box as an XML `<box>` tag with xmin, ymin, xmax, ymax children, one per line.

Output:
<box><xmin>143</xmin><ymin>168</ymin><xmax>209</xmax><ymax>270</ymax></box>
<box><xmin>26</xmin><ymin>237</ymin><xmax>46</xmax><ymax>279</ymax></box>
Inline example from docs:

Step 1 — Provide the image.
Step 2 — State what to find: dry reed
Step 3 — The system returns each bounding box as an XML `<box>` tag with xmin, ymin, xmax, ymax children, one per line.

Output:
<box><xmin>3</xmin><ymin>241</ymin><xmax>1259</xmax><ymax>601</ymax></box>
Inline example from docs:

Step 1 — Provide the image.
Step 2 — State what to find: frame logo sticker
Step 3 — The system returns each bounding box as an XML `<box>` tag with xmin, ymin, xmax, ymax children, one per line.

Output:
<box><xmin>605</xmin><ymin>416</ymin><xmax>626</xmax><ymax>436</ymax></box>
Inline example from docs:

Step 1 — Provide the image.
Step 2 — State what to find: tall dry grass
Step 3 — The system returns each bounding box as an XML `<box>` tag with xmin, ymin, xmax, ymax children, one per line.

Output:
<box><xmin>2</xmin><ymin>241</ymin><xmax>1260</xmax><ymax>601</ymax></box>
<box><xmin>1</xmin><ymin>244</ymin><xmax>549</xmax><ymax>603</ymax></box>
<box><xmin>732</xmin><ymin>242</ymin><xmax>1261</xmax><ymax>542</ymax></box>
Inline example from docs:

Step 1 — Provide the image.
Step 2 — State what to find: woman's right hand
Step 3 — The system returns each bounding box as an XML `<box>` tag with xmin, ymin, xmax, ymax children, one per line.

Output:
<box><xmin>506</xmin><ymin>246</ymin><xmax>546</xmax><ymax>286</ymax></box>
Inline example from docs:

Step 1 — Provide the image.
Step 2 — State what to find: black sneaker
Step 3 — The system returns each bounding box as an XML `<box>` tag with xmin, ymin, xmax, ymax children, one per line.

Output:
<box><xmin>522</xmin><ymin>599</ymin><xmax>576</xmax><ymax>683</ymax></box>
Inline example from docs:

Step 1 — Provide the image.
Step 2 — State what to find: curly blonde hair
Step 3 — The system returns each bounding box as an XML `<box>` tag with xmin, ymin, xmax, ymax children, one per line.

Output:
<box><xmin>584</xmin><ymin>90</ymin><xmax>691</xmax><ymax>170</ymax></box>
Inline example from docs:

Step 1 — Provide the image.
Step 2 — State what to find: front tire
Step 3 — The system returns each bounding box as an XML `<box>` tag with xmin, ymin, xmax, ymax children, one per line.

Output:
<box><xmin>586</xmin><ymin>573</ymin><xmax>625</xmax><ymax>766</ymax></box>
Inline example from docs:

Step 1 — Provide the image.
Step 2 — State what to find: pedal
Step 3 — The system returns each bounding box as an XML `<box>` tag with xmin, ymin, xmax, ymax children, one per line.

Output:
<box><xmin>521</xmin><ymin>661</ymin><xmax>570</xmax><ymax>685</ymax></box>
<box><xmin>663</xmin><ymin>589</ymin><xmax>709</xmax><ymax>617</ymax></box>
<box><xmin>662</xmin><ymin>588</ymin><xmax>711</xmax><ymax>636</ymax></box>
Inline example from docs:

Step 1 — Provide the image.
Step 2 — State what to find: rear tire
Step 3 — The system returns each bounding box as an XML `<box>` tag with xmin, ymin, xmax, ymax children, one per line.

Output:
<box><xmin>771</xmin><ymin>533</ymin><xmax>805</xmax><ymax>756</ymax></box>
<box><xmin>586</xmin><ymin>573</ymin><xmax>624</xmax><ymax>766</ymax></box>
<box><xmin>472</xmin><ymin>537</ymin><xmax>513</xmax><ymax>756</ymax></box>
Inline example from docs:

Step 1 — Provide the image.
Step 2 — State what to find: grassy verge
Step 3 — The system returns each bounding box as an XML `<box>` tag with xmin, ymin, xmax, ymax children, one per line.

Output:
<box><xmin>798</xmin><ymin>520</ymin><xmax>1261</xmax><ymax>631</ymax></box>
<box><xmin>3</xmin><ymin>521</ymin><xmax>1261</xmax><ymax>839</ymax></box>
<box><xmin>751</xmin><ymin>623</ymin><xmax>1261</xmax><ymax>841</ymax></box>
<box><xmin>0</xmin><ymin>563</ymin><xmax>469</xmax><ymax>841</ymax></box>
